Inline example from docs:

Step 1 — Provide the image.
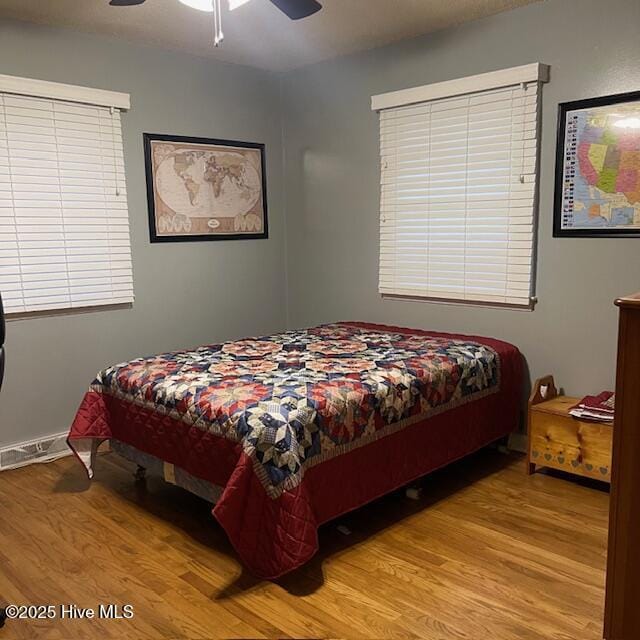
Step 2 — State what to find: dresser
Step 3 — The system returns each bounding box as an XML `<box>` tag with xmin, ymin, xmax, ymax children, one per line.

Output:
<box><xmin>604</xmin><ymin>293</ymin><xmax>640</xmax><ymax>640</ymax></box>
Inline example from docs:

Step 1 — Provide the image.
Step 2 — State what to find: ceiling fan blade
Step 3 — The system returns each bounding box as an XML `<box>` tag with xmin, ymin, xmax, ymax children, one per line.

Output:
<box><xmin>109</xmin><ymin>0</ymin><xmax>146</xmax><ymax>6</ymax></box>
<box><xmin>268</xmin><ymin>0</ymin><xmax>322</xmax><ymax>20</ymax></box>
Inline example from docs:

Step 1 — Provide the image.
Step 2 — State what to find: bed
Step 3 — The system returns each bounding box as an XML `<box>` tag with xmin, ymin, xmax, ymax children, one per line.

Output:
<box><xmin>68</xmin><ymin>322</ymin><xmax>522</xmax><ymax>578</ymax></box>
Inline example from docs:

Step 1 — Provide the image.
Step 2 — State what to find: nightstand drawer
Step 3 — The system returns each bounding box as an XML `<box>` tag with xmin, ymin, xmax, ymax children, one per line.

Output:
<box><xmin>530</xmin><ymin>411</ymin><xmax>612</xmax><ymax>481</ymax></box>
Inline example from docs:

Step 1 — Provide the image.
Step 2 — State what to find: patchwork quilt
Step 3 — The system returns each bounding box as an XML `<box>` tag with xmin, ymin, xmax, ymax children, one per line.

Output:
<box><xmin>69</xmin><ymin>322</ymin><xmax>520</xmax><ymax>578</ymax></box>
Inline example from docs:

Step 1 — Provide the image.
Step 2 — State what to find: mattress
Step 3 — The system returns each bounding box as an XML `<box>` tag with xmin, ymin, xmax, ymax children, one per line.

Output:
<box><xmin>68</xmin><ymin>322</ymin><xmax>523</xmax><ymax>578</ymax></box>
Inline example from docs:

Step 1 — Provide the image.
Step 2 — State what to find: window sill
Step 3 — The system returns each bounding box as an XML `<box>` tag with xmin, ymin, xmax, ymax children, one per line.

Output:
<box><xmin>381</xmin><ymin>293</ymin><xmax>537</xmax><ymax>312</ymax></box>
<box><xmin>6</xmin><ymin>302</ymin><xmax>133</xmax><ymax>322</ymax></box>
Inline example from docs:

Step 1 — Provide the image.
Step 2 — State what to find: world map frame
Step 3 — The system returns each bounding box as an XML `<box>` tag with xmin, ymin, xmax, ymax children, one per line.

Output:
<box><xmin>143</xmin><ymin>133</ymin><xmax>268</xmax><ymax>243</ymax></box>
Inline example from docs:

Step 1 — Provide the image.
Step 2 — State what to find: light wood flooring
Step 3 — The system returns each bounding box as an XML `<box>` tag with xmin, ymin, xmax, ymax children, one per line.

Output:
<box><xmin>0</xmin><ymin>449</ymin><xmax>609</xmax><ymax>640</ymax></box>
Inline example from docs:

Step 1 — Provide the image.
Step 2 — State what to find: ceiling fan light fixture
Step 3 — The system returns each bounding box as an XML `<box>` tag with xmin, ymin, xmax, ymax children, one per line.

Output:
<box><xmin>178</xmin><ymin>0</ymin><xmax>213</xmax><ymax>12</ymax></box>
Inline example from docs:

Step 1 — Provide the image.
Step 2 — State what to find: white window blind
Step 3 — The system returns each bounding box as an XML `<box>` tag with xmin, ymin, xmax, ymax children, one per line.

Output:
<box><xmin>0</xmin><ymin>79</ymin><xmax>133</xmax><ymax>314</ymax></box>
<box><xmin>373</xmin><ymin>64</ymin><xmax>548</xmax><ymax>308</ymax></box>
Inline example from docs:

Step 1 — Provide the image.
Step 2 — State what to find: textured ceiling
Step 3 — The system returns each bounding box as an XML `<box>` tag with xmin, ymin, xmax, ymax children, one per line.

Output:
<box><xmin>0</xmin><ymin>0</ymin><xmax>541</xmax><ymax>72</ymax></box>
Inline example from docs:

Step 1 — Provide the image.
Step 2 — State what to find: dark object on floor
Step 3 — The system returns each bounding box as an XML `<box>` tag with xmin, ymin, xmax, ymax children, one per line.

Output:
<box><xmin>0</xmin><ymin>291</ymin><xmax>5</xmax><ymax>390</ymax></box>
<box><xmin>0</xmin><ymin>296</ymin><xmax>5</xmax><ymax>629</ymax></box>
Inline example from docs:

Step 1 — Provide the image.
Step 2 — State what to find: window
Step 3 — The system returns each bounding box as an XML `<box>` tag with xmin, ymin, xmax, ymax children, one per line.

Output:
<box><xmin>0</xmin><ymin>74</ymin><xmax>133</xmax><ymax>314</ymax></box>
<box><xmin>372</xmin><ymin>64</ymin><xmax>549</xmax><ymax>308</ymax></box>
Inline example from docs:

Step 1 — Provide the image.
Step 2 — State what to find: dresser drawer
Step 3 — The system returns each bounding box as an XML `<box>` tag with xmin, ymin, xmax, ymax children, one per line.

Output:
<box><xmin>530</xmin><ymin>411</ymin><xmax>612</xmax><ymax>482</ymax></box>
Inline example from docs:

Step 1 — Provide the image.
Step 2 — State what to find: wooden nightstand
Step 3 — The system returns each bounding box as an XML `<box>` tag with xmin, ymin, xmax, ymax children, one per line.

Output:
<box><xmin>527</xmin><ymin>375</ymin><xmax>613</xmax><ymax>483</ymax></box>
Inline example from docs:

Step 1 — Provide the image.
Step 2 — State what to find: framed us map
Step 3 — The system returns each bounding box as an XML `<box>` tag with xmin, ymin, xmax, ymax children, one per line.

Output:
<box><xmin>143</xmin><ymin>133</ymin><xmax>268</xmax><ymax>242</ymax></box>
<box><xmin>554</xmin><ymin>91</ymin><xmax>640</xmax><ymax>237</ymax></box>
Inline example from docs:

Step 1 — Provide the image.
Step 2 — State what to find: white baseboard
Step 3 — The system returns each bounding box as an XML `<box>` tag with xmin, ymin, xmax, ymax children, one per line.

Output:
<box><xmin>508</xmin><ymin>432</ymin><xmax>528</xmax><ymax>453</ymax></box>
<box><xmin>0</xmin><ymin>431</ymin><xmax>71</xmax><ymax>471</ymax></box>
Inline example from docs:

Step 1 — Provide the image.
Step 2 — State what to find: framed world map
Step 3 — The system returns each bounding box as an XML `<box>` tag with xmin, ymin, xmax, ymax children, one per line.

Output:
<box><xmin>143</xmin><ymin>133</ymin><xmax>268</xmax><ymax>242</ymax></box>
<box><xmin>554</xmin><ymin>91</ymin><xmax>640</xmax><ymax>237</ymax></box>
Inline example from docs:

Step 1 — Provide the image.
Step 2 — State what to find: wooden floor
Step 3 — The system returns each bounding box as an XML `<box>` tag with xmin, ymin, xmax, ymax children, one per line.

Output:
<box><xmin>0</xmin><ymin>449</ymin><xmax>608</xmax><ymax>640</ymax></box>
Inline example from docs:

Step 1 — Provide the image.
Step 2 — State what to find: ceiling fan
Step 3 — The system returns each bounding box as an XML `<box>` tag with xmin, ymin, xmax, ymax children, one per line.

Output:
<box><xmin>109</xmin><ymin>0</ymin><xmax>322</xmax><ymax>22</ymax></box>
<box><xmin>109</xmin><ymin>0</ymin><xmax>322</xmax><ymax>46</ymax></box>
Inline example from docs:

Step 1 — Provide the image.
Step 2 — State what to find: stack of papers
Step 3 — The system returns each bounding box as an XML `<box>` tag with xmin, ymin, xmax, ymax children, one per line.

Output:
<box><xmin>569</xmin><ymin>392</ymin><xmax>615</xmax><ymax>423</ymax></box>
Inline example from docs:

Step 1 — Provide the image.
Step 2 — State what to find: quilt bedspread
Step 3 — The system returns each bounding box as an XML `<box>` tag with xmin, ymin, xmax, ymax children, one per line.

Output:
<box><xmin>69</xmin><ymin>322</ymin><xmax>517</xmax><ymax>578</ymax></box>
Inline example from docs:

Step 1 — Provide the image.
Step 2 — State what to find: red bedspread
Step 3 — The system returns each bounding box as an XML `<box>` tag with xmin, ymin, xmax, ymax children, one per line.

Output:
<box><xmin>68</xmin><ymin>322</ymin><xmax>522</xmax><ymax>578</ymax></box>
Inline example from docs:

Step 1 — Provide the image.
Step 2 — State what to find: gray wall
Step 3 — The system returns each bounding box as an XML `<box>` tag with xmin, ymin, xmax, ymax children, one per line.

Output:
<box><xmin>0</xmin><ymin>20</ymin><xmax>287</xmax><ymax>447</ymax></box>
<box><xmin>281</xmin><ymin>0</ymin><xmax>640</xmax><ymax>397</ymax></box>
<box><xmin>2</xmin><ymin>0</ymin><xmax>640</xmax><ymax>448</ymax></box>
